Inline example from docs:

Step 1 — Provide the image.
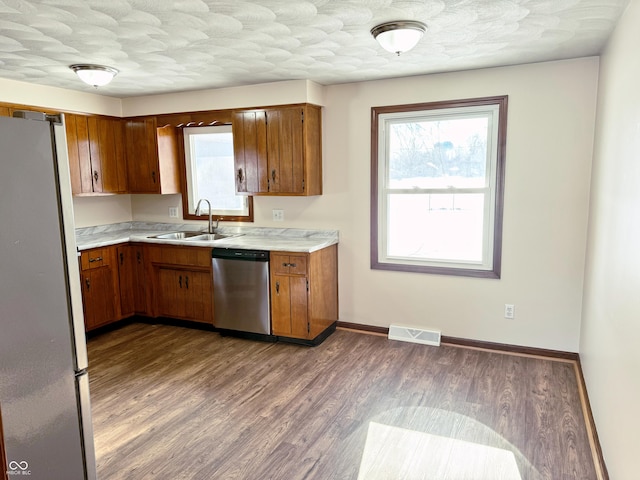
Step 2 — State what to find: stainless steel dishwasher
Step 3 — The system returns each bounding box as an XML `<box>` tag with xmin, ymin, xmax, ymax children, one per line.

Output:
<box><xmin>211</xmin><ymin>248</ymin><xmax>272</xmax><ymax>338</ymax></box>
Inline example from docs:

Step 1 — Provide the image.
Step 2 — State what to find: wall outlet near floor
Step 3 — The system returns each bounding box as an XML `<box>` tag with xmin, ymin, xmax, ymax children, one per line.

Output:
<box><xmin>504</xmin><ymin>304</ymin><xmax>515</xmax><ymax>319</ymax></box>
<box><xmin>169</xmin><ymin>207</ymin><xmax>179</xmax><ymax>218</ymax></box>
<box><xmin>272</xmin><ymin>209</ymin><xmax>284</xmax><ymax>221</ymax></box>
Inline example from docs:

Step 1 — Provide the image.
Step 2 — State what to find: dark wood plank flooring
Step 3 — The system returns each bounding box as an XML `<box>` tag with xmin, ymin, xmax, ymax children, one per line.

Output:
<box><xmin>88</xmin><ymin>323</ymin><xmax>601</xmax><ymax>479</ymax></box>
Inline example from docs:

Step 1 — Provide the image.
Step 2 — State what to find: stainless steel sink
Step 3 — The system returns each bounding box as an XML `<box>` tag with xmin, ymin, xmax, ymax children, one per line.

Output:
<box><xmin>185</xmin><ymin>233</ymin><xmax>243</xmax><ymax>242</ymax></box>
<box><xmin>151</xmin><ymin>231</ymin><xmax>203</xmax><ymax>240</ymax></box>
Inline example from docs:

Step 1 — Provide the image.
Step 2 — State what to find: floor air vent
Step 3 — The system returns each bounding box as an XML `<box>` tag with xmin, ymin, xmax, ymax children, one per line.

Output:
<box><xmin>388</xmin><ymin>325</ymin><xmax>441</xmax><ymax>346</ymax></box>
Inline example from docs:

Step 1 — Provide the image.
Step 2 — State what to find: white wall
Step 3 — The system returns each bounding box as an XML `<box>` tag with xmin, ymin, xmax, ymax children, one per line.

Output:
<box><xmin>0</xmin><ymin>77</ymin><xmax>122</xmax><ymax>116</ymax></box>
<box><xmin>122</xmin><ymin>79</ymin><xmax>325</xmax><ymax>116</ymax></box>
<box><xmin>1</xmin><ymin>60</ymin><xmax>598</xmax><ymax>352</ymax></box>
<box><xmin>580</xmin><ymin>1</ymin><xmax>640</xmax><ymax>478</ymax></box>
<box><xmin>127</xmin><ymin>58</ymin><xmax>599</xmax><ymax>352</ymax></box>
<box><xmin>72</xmin><ymin>196</ymin><xmax>133</xmax><ymax>228</ymax></box>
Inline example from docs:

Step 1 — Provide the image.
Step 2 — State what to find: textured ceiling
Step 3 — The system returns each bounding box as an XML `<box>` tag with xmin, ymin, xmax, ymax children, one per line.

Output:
<box><xmin>0</xmin><ymin>0</ymin><xmax>629</xmax><ymax>98</ymax></box>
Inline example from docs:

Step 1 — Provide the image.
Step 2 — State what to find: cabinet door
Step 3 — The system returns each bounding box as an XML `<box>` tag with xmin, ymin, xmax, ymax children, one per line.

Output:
<box><xmin>132</xmin><ymin>247</ymin><xmax>148</xmax><ymax>314</ymax></box>
<box><xmin>289</xmin><ymin>276</ymin><xmax>309</xmax><ymax>338</ymax></box>
<box><xmin>81</xmin><ymin>267</ymin><xmax>116</xmax><ymax>331</ymax></box>
<box><xmin>85</xmin><ymin>116</ymin><xmax>104</xmax><ymax>193</ymax></box>
<box><xmin>116</xmin><ymin>246</ymin><xmax>135</xmax><ymax>318</ymax></box>
<box><xmin>232</xmin><ymin>110</ymin><xmax>268</xmax><ymax>194</ymax></box>
<box><xmin>181</xmin><ymin>270</ymin><xmax>213</xmax><ymax>322</ymax></box>
<box><xmin>271</xmin><ymin>275</ymin><xmax>292</xmax><ymax>335</ymax></box>
<box><xmin>111</xmin><ymin>118</ymin><xmax>129</xmax><ymax>193</ymax></box>
<box><xmin>88</xmin><ymin>116</ymin><xmax>127</xmax><ymax>193</ymax></box>
<box><xmin>271</xmin><ymin>275</ymin><xmax>309</xmax><ymax>337</ymax></box>
<box><xmin>156</xmin><ymin>124</ymin><xmax>180</xmax><ymax>194</ymax></box>
<box><xmin>266</xmin><ymin>107</ymin><xmax>304</xmax><ymax>194</ymax></box>
<box><xmin>156</xmin><ymin>268</ymin><xmax>182</xmax><ymax>318</ymax></box>
<box><xmin>65</xmin><ymin>113</ymin><xmax>93</xmax><ymax>194</ymax></box>
<box><xmin>126</xmin><ymin>117</ymin><xmax>159</xmax><ymax>193</ymax></box>
<box><xmin>155</xmin><ymin>267</ymin><xmax>212</xmax><ymax>323</ymax></box>
<box><xmin>125</xmin><ymin>118</ymin><xmax>179</xmax><ymax>194</ymax></box>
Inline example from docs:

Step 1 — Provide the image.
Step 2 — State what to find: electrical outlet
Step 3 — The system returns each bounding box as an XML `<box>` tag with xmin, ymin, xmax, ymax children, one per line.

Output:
<box><xmin>168</xmin><ymin>207</ymin><xmax>179</xmax><ymax>218</ymax></box>
<box><xmin>272</xmin><ymin>209</ymin><xmax>284</xmax><ymax>221</ymax></box>
<box><xmin>504</xmin><ymin>304</ymin><xmax>515</xmax><ymax>319</ymax></box>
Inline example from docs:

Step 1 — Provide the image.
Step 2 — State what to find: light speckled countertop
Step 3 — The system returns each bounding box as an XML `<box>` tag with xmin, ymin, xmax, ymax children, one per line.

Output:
<box><xmin>75</xmin><ymin>222</ymin><xmax>338</xmax><ymax>253</ymax></box>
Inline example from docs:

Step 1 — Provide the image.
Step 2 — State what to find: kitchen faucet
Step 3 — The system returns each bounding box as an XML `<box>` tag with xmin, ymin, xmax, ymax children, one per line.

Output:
<box><xmin>195</xmin><ymin>198</ymin><xmax>214</xmax><ymax>234</ymax></box>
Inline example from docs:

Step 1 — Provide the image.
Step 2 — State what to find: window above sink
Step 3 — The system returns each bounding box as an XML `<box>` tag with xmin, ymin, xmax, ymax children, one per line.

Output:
<box><xmin>182</xmin><ymin>125</ymin><xmax>253</xmax><ymax>223</ymax></box>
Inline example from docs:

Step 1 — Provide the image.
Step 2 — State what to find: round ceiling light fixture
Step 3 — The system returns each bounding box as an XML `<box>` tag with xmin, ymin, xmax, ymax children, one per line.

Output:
<box><xmin>69</xmin><ymin>64</ymin><xmax>119</xmax><ymax>87</ymax></box>
<box><xmin>371</xmin><ymin>20</ymin><xmax>427</xmax><ymax>55</ymax></box>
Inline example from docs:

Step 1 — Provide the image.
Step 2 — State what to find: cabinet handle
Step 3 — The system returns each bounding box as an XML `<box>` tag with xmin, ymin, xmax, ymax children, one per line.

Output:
<box><xmin>89</xmin><ymin>257</ymin><xmax>102</xmax><ymax>263</ymax></box>
<box><xmin>119</xmin><ymin>252</ymin><xmax>124</xmax><ymax>265</ymax></box>
<box><xmin>151</xmin><ymin>171</ymin><xmax>157</xmax><ymax>183</ymax></box>
<box><xmin>271</xmin><ymin>169</ymin><xmax>276</xmax><ymax>182</ymax></box>
<box><xmin>136</xmin><ymin>251</ymin><xmax>142</xmax><ymax>263</ymax></box>
<box><xmin>85</xmin><ymin>278</ymin><xmax>90</xmax><ymax>290</ymax></box>
<box><xmin>93</xmin><ymin>170</ymin><xmax>99</xmax><ymax>182</ymax></box>
<box><xmin>179</xmin><ymin>275</ymin><xmax>182</xmax><ymax>288</ymax></box>
<box><xmin>185</xmin><ymin>276</ymin><xmax>189</xmax><ymax>289</ymax></box>
<box><xmin>282</xmin><ymin>262</ymin><xmax>297</xmax><ymax>268</ymax></box>
<box><xmin>237</xmin><ymin>168</ymin><xmax>244</xmax><ymax>184</ymax></box>
<box><xmin>275</xmin><ymin>281</ymin><xmax>279</xmax><ymax>294</ymax></box>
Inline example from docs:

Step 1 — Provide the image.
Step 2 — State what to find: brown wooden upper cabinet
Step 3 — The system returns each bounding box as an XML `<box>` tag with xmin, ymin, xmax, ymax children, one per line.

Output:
<box><xmin>125</xmin><ymin>117</ymin><xmax>181</xmax><ymax>194</ymax></box>
<box><xmin>65</xmin><ymin>113</ymin><xmax>128</xmax><ymax>195</ymax></box>
<box><xmin>232</xmin><ymin>104</ymin><xmax>322</xmax><ymax>196</ymax></box>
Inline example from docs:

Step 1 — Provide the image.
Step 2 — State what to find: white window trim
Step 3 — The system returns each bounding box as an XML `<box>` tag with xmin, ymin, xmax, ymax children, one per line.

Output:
<box><xmin>183</xmin><ymin>125</ymin><xmax>249</xmax><ymax>217</ymax></box>
<box><xmin>371</xmin><ymin>96</ymin><xmax>508</xmax><ymax>278</ymax></box>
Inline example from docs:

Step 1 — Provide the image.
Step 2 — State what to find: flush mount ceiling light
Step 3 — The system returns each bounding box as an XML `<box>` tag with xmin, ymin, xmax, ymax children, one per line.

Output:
<box><xmin>69</xmin><ymin>64</ymin><xmax>118</xmax><ymax>87</ymax></box>
<box><xmin>371</xmin><ymin>20</ymin><xmax>427</xmax><ymax>55</ymax></box>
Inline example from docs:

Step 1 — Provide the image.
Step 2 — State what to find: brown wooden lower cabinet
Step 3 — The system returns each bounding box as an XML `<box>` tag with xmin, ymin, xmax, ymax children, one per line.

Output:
<box><xmin>80</xmin><ymin>246</ymin><xmax>121</xmax><ymax>331</ymax></box>
<box><xmin>80</xmin><ymin>243</ymin><xmax>338</xmax><ymax>340</ymax></box>
<box><xmin>270</xmin><ymin>244</ymin><xmax>338</xmax><ymax>341</ymax></box>
<box><xmin>147</xmin><ymin>245</ymin><xmax>213</xmax><ymax>324</ymax></box>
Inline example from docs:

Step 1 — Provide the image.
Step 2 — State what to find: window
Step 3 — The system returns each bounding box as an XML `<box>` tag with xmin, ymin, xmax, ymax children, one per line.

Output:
<box><xmin>371</xmin><ymin>96</ymin><xmax>508</xmax><ymax>278</ymax></box>
<box><xmin>182</xmin><ymin>125</ymin><xmax>252</xmax><ymax>221</ymax></box>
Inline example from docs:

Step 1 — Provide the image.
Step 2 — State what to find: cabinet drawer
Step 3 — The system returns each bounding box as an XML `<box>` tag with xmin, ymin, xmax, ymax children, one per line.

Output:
<box><xmin>81</xmin><ymin>248</ymin><xmax>108</xmax><ymax>270</ymax></box>
<box><xmin>147</xmin><ymin>245</ymin><xmax>212</xmax><ymax>268</ymax></box>
<box><xmin>271</xmin><ymin>253</ymin><xmax>307</xmax><ymax>275</ymax></box>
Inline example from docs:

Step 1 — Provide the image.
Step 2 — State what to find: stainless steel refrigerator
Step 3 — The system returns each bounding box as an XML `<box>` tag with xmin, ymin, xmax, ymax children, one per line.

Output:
<box><xmin>0</xmin><ymin>113</ymin><xmax>96</xmax><ymax>479</ymax></box>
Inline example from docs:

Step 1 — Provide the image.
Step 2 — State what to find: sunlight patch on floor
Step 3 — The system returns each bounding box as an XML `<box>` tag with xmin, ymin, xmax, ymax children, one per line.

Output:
<box><xmin>358</xmin><ymin>422</ymin><xmax>522</xmax><ymax>480</ymax></box>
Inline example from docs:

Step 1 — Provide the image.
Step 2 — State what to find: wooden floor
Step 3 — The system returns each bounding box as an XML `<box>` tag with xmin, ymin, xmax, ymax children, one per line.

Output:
<box><xmin>88</xmin><ymin>323</ymin><xmax>602</xmax><ymax>480</ymax></box>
